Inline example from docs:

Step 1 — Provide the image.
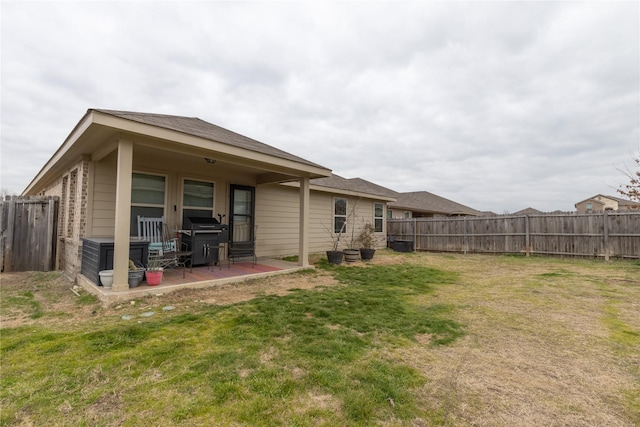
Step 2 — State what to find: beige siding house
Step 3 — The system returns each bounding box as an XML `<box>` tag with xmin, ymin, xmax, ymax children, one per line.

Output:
<box><xmin>257</xmin><ymin>176</ymin><xmax>395</xmax><ymax>256</ymax></box>
<box><xmin>23</xmin><ymin>109</ymin><xmax>395</xmax><ymax>292</ymax></box>
<box><xmin>575</xmin><ymin>194</ymin><xmax>640</xmax><ymax>213</ymax></box>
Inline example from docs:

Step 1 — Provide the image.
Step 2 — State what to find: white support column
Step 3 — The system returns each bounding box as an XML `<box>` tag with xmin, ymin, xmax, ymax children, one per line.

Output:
<box><xmin>298</xmin><ymin>176</ymin><xmax>310</xmax><ymax>267</ymax></box>
<box><xmin>112</xmin><ymin>139</ymin><xmax>133</xmax><ymax>291</ymax></box>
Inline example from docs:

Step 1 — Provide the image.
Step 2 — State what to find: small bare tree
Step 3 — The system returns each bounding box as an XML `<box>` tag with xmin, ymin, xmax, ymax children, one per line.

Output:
<box><xmin>617</xmin><ymin>148</ymin><xmax>640</xmax><ymax>208</ymax></box>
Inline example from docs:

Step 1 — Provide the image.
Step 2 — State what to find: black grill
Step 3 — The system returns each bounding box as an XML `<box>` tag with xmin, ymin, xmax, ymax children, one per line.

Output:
<box><xmin>182</xmin><ymin>217</ymin><xmax>229</xmax><ymax>265</ymax></box>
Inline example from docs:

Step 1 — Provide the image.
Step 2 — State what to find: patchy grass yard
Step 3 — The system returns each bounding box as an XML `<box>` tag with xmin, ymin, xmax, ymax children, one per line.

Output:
<box><xmin>1</xmin><ymin>251</ymin><xmax>639</xmax><ymax>426</ymax></box>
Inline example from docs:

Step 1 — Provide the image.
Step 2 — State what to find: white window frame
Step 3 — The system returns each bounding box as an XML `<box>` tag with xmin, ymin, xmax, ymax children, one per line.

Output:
<box><xmin>334</xmin><ymin>197</ymin><xmax>347</xmax><ymax>234</ymax></box>
<box><xmin>181</xmin><ymin>177</ymin><xmax>216</xmax><ymax>227</ymax></box>
<box><xmin>130</xmin><ymin>172</ymin><xmax>167</xmax><ymax>235</ymax></box>
<box><xmin>374</xmin><ymin>202</ymin><xmax>384</xmax><ymax>233</ymax></box>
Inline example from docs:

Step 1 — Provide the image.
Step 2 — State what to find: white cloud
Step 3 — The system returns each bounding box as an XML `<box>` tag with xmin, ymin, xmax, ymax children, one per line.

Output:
<box><xmin>1</xmin><ymin>1</ymin><xmax>638</xmax><ymax>213</ymax></box>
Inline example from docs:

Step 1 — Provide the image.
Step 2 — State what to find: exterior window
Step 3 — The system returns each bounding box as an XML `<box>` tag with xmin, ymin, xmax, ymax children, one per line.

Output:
<box><xmin>131</xmin><ymin>173</ymin><xmax>165</xmax><ymax>234</ymax></box>
<box><xmin>586</xmin><ymin>203</ymin><xmax>593</xmax><ymax>212</ymax></box>
<box><xmin>334</xmin><ymin>198</ymin><xmax>347</xmax><ymax>233</ymax></box>
<box><xmin>182</xmin><ymin>179</ymin><xmax>214</xmax><ymax>228</ymax></box>
<box><xmin>404</xmin><ymin>211</ymin><xmax>410</xmax><ymax>219</ymax></box>
<box><xmin>374</xmin><ymin>203</ymin><xmax>384</xmax><ymax>232</ymax></box>
<box><xmin>387</xmin><ymin>209</ymin><xmax>392</xmax><ymax>219</ymax></box>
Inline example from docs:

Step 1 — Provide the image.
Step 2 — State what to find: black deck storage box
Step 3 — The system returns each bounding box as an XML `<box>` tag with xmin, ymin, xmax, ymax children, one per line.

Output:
<box><xmin>81</xmin><ymin>238</ymin><xmax>148</xmax><ymax>285</ymax></box>
<box><xmin>393</xmin><ymin>239</ymin><xmax>414</xmax><ymax>252</ymax></box>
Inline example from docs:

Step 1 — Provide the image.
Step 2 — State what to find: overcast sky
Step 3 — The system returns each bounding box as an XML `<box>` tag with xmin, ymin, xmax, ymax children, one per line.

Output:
<box><xmin>1</xmin><ymin>1</ymin><xmax>638</xmax><ymax>213</ymax></box>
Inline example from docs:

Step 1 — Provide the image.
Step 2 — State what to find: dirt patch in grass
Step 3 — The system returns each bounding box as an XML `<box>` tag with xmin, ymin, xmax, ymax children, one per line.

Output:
<box><xmin>171</xmin><ymin>269</ymin><xmax>341</xmax><ymax>306</ymax></box>
<box><xmin>0</xmin><ymin>271</ymin><xmax>101</xmax><ymax>329</ymax></box>
<box><xmin>0</xmin><ymin>268</ymin><xmax>341</xmax><ymax>329</ymax></box>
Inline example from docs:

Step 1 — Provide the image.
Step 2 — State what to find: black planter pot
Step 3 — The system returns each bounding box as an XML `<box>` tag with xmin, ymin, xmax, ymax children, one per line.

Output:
<box><xmin>326</xmin><ymin>250</ymin><xmax>344</xmax><ymax>265</ymax></box>
<box><xmin>359</xmin><ymin>248</ymin><xmax>376</xmax><ymax>261</ymax></box>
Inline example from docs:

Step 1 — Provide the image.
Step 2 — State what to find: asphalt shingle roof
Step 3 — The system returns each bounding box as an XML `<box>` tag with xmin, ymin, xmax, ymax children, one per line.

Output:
<box><xmin>310</xmin><ymin>174</ymin><xmax>397</xmax><ymax>199</ymax></box>
<box><xmin>389</xmin><ymin>191</ymin><xmax>480</xmax><ymax>216</ymax></box>
<box><xmin>92</xmin><ymin>109</ymin><xmax>328</xmax><ymax>169</ymax></box>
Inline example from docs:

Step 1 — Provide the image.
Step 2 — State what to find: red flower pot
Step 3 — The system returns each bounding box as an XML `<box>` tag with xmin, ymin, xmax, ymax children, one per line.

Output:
<box><xmin>145</xmin><ymin>269</ymin><xmax>163</xmax><ymax>286</ymax></box>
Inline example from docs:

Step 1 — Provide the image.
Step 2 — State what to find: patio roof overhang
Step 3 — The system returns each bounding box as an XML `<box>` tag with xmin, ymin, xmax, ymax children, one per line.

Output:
<box><xmin>24</xmin><ymin>109</ymin><xmax>331</xmax><ymax>195</ymax></box>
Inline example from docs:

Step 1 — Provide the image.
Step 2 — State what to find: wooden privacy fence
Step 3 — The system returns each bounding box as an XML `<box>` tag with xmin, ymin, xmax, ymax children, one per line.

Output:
<box><xmin>387</xmin><ymin>211</ymin><xmax>640</xmax><ymax>260</ymax></box>
<box><xmin>1</xmin><ymin>196</ymin><xmax>59</xmax><ymax>272</ymax></box>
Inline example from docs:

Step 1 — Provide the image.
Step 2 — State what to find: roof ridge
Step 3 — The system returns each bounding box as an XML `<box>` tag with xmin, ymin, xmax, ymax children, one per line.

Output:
<box><xmin>92</xmin><ymin>108</ymin><xmax>200</xmax><ymax>120</ymax></box>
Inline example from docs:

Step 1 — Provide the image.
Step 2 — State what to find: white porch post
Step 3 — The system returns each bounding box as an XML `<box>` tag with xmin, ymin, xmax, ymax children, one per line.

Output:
<box><xmin>112</xmin><ymin>138</ymin><xmax>133</xmax><ymax>291</ymax></box>
<box><xmin>298</xmin><ymin>176</ymin><xmax>310</xmax><ymax>267</ymax></box>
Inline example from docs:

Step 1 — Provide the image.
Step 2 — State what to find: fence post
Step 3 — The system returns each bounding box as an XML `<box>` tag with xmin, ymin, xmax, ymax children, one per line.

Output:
<box><xmin>4</xmin><ymin>198</ymin><xmax>16</xmax><ymax>272</ymax></box>
<box><xmin>603</xmin><ymin>209</ymin><xmax>610</xmax><ymax>261</ymax></box>
<box><xmin>45</xmin><ymin>198</ymin><xmax>57</xmax><ymax>271</ymax></box>
<box><xmin>463</xmin><ymin>216</ymin><xmax>467</xmax><ymax>255</ymax></box>
<box><xmin>525</xmin><ymin>215</ymin><xmax>531</xmax><ymax>257</ymax></box>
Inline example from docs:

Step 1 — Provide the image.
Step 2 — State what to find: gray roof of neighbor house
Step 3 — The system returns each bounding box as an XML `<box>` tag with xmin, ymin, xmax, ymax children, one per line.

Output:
<box><xmin>613</xmin><ymin>197</ymin><xmax>640</xmax><ymax>207</ymax></box>
<box><xmin>310</xmin><ymin>174</ymin><xmax>398</xmax><ymax>200</ymax></box>
<box><xmin>512</xmin><ymin>207</ymin><xmax>544</xmax><ymax>215</ymax></box>
<box><xmin>93</xmin><ymin>109</ymin><xmax>328</xmax><ymax>170</ymax></box>
<box><xmin>389</xmin><ymin>191</ymin><xmax>481</xmax><ymax>216</ymax></box>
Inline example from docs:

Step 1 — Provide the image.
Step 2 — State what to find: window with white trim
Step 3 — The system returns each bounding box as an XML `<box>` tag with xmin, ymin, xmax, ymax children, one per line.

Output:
<box><xmin>374</xmin><ymin>202</ymin><xmax>384</xmax><ymax>232</ymax></box>
<box><xmin>334</xmin><ymin>197</ymin><xmax>347</xmax><ymax>233</ymax></box>
<box><xmin>181</xmin><ymin>179</ymin><xmax>215</xmax><ymax>228</ymax></box>
<box><xmin>130</xmin><ymin>173</ymin><xmax>165</xmax><ymax>234</ymax></box>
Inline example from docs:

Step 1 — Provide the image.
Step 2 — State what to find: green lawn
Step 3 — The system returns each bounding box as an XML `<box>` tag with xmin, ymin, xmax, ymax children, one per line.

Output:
<box><xmin>1</xmin><ymin>261</ymin><xmax>463</xmax><ymax>426</ymax></box>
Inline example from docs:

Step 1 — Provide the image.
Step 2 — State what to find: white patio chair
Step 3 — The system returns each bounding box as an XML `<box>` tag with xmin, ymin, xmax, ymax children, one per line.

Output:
<box><xmin>137</xmin><ymin>216</ymin><xmax>192</xmax><ymax>277</ymax></box>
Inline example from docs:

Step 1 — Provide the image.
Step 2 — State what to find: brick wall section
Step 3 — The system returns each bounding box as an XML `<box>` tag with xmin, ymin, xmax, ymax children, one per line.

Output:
<box><xmin>41</xmin><ymin>156</ymin><xmax>91</xmax><ymax>281</ymax></box>
<box><xmin>79</xmin><ymin>156</ymin><xmax>89</xmax><ymax>239</ymax></box>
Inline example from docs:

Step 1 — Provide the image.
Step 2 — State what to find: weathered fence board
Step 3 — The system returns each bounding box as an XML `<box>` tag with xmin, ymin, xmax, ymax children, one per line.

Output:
<box><xmin>0</xmin><ymin>196</ymin><xmax>59</xmax><ymax>272</ymax></box>
<box><xmin>388</xmin><ymin>211</ymin><xmax>640</xmax><ymax>259</ymax></box>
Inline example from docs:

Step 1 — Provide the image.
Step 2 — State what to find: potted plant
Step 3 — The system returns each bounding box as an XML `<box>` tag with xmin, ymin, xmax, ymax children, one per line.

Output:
<box><xmin>326</xmin><ymin>220</ymin><xmax>345</xmax><ymax>265</ymax></box>
<box><xmin>342</xmin><ymin>220</ymin><xmax>362</xmax><ymax>263</ymax></box>
<box><xmin>145</xmin><ymin>256</ymin><xmax>163</xmax><ymax>286</ymax></box>
<box><xmin>358</xmin><ymin>223</ymin><xmax>376</xmax><ymax>261</ymax></box>
<box><xmin>342</xmin><ymin>231</ymin><xmax>360</xmax><ymax>263</ymax></box>
<box><xmin>128</xmin><ymin>259</ymin><xmax>145</xmax><ymax>288</ymax></box>
<box><xmin>341</xmin><ymin>200</ymin><xmax>362</xmax><ymax>263</ymax></box>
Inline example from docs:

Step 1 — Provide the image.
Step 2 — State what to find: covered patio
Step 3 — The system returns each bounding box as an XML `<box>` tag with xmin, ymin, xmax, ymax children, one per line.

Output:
<box><xmin>22</xmin><ymin>109</ymin><xmax>333</xmax><ymax>292</ymax></box>
<box><xmin>79</xmin><ymin>258</ymin><xmax>310</xmax><ymax>304</ymax></box>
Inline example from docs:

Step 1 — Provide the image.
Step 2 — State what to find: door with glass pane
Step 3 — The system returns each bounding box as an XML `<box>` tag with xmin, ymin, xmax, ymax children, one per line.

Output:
<box><xmin>229</xmin><ymin>185</ymin><xmax>255</xmax><ymax>244</ymax></box>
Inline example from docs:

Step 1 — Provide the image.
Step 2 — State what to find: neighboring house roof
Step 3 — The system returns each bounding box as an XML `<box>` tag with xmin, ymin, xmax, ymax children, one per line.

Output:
<box><xmin>575</xmin><ymin>194</ymin><xmax>613</xmax><ymax>205</ymax></box>
<box><xmin>309</xmin><ymin>174</ymin><xmax>398</xmax><ymax>200</ymax></box>
<box><xmin>575</xmin><ymin>194</ymin><xmax>640</xmax><ymax>209</ymax></box>
<box><xmin>388</xmin><ymin>191</ymin><xmax>481</xmax><ymax>216</ymax></box>
<box><xmin>512</xmin><ymin>207</ymin><xmax>544</xmax><ymax>215</ymax></box>
<box><xmin>616</xmin><ymin>197</ymin><xmax>640</xmax><ymax>208</ymax></box>
<box><xmin>93</xmin><ymin>109</ymin><xmax>327</xmax><ymax>170</ymax></box>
